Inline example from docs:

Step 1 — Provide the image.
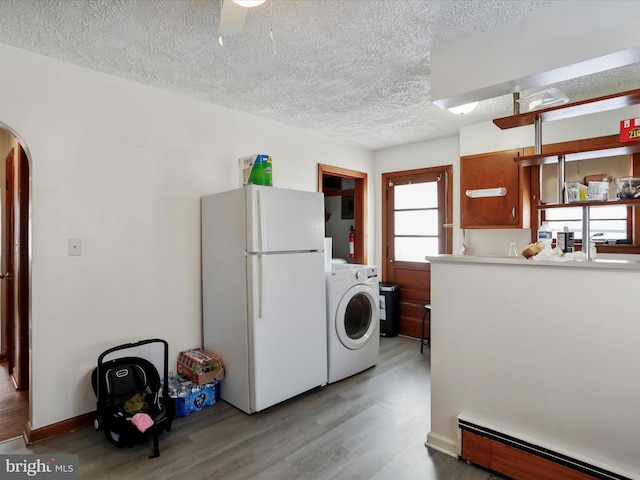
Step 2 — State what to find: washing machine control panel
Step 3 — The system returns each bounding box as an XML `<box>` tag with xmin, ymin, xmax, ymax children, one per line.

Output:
<box><xmin>354</xmin><ymin>266</ymin><xmax>378</xmax><ymax>281</ymax></box>
<box><xmin>330</xmin><ymin>263</ymin><xmax>378</xmax><ymax>284</ymax></box>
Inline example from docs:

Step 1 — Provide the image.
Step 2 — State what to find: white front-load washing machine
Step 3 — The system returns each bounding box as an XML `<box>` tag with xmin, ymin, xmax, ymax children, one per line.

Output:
<box><xmin>325</xmin><ymin>264</ymin><xmax>380</xmax><ymax>384</ymax></box>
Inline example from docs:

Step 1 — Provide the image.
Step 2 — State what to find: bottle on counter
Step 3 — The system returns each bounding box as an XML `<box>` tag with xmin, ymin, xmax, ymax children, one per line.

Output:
<box><xmin>557</xmin><ymin>226</ymin><xmax>575</xmax><ymax>253</ymax></box>
<box><xmin>537</xmin><ymin>222</ymin><xmax>553</xmax><ymax>249</ymax></box>
<box><xmin>507</xmin><ymin>242</ymin><xmax>519</xmax><ymax>257</ymax></box>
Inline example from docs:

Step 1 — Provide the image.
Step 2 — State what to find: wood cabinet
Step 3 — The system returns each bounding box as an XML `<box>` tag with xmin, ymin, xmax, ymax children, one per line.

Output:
<box><xmin>460</xmin><ymin>149</ymin><xmax>530</xmax><ymax>228</ymax></box>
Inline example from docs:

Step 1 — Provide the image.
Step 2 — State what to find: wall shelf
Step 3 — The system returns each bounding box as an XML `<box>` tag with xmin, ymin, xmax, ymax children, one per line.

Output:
<box><xmin>494</xmin><ymin>88</ymin><xmax>640</xmax><ymax>130</ymax></box>
<box><xmin>515</xmin><ymin>141</ymin><xmax>640</xmax><ymax>166</ymax></box>
<box><xmin>536</xmin><ymin>198</ymin><xmax>640</xmax><ymax>209</ymax></box>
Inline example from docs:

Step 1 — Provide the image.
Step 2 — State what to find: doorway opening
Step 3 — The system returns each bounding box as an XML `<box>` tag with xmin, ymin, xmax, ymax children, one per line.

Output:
<box><xmin>318</xmin><ymin>164</ymin><xmax>367</xmax><ymax>265</ymax></box>
<box><xmin>0</xmin><ymin>125</ymin><xmax>31</xmax><ymax>442</ymax></box>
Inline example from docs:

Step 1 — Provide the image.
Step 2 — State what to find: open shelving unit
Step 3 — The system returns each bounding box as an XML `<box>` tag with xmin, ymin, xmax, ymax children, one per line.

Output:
<box><xmin>493</xmin><ymin>88</ymin><xmax>640</xmax><ymax>257</ymax></box>
<box><xmin>509</xmin><ymin>142</ymin><xmax>640</xmax><ymax>167</ymax></box>
<box><xmin>494</xmin><ymin>89</ymin><xmax>640</xmax><ymax>129</ymax></box>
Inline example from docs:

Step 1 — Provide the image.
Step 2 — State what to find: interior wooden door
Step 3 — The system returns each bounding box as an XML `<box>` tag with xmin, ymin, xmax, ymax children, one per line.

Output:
<box><xmin>382</xmin><ymin>166</ymin><xmax>452</xmax><ymax>338</ymax></box>
<box><xmin>4</xmin><ymin>148</ymin><xmax>16</xmax><ymax>382</ymax></box>
<box><xmin>4</xmin><ymin>145</ymin><xmax>28</xmax><ymax>391</ymax></box>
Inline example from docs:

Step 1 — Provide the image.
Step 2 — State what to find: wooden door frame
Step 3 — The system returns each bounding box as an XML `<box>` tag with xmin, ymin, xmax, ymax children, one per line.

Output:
<box><xmin>380</xmin><ymin>165</ymin><xmax>452</xmax><ymax>338</ymax></box>
<box><xmin>381</xmin><ymin>165</ymin><xmax>453</xmax><ymax>280</ymax></box>
<box><xmin>14</xmin><ymin>145</ymin><xmax>29</xmax><ymax>390</ymax></box>
<box><xmin>318</xmin><ymin>164</ymin><xmax>368</xmax><ymax>265</ymax></box>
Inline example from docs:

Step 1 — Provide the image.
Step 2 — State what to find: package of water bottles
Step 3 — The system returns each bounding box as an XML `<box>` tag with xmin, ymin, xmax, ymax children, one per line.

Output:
<box><xmin>168</xmin><ymin>374</ymin><xmax>220</xmax><ymax>418</ymax></box>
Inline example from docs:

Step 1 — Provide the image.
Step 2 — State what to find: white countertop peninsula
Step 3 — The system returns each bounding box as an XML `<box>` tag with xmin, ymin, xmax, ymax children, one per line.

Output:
<box><xmin>427</xmin><ymin>253</ymin><xmax>640</xmax><ymax>271</ymax></box>
<box><xmin>425</xmin><ymin>254</ymin><xmax>640</xmax><ymax>479</ymax></box>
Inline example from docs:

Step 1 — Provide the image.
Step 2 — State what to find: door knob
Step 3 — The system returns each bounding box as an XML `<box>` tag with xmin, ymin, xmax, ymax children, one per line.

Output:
<box><xmin>0</xmin><ymin>272</ymin><xmax>13</xmax><ymax>279</ymax></box>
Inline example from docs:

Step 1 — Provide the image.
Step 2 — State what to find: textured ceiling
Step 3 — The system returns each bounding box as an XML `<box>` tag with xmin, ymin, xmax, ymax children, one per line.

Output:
<box><xmin>0</xmin><ymin>0</ymin><xmax>639</xmax><ymax>150</ymax></box>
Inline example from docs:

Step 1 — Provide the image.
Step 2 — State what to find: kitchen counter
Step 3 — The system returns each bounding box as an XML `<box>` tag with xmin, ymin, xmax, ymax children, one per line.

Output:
<box><xmin>425</xmin><ymin>255</ymin><xmax>640</xmax><ymax>479</ymax></box>
<box><xmin>426</xmin><ymin>253</ymin><xmax>640</xmax><ymax>271</ymax></box>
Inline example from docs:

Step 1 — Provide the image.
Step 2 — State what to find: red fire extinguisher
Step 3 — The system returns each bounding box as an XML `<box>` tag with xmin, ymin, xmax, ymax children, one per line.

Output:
<box><xmin>349</xmin><ymin>226</ymin><xmax>355</xmax><ymax>259</ymax></box>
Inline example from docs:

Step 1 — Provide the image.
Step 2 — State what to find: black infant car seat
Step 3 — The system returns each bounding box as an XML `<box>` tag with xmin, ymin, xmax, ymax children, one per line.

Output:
<box><xmin>91</xmin><ymin>339</ymin><xmax>175</xmax><ymax>458</ymax></box>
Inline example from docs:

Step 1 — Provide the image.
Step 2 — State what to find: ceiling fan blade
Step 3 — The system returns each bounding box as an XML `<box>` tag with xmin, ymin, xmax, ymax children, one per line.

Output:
<box><xmin>218</xmin><ymin>0</ymin><xmax>248</xmax><ymax>37</ymax></box>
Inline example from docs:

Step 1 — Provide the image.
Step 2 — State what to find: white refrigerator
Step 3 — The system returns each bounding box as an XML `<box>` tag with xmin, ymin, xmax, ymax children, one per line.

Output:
<box><xmin>201</xmin><ymin>185</ymin><xmax>327</xmax><ymax>414</ymax></box>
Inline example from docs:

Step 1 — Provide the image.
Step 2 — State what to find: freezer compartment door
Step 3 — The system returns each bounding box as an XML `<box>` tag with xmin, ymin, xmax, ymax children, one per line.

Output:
<box><xmin>245</xmin><ymin>185</ymin><xmax>325</xmax><ymax>253</ymax></box>
<box><xmin>247</xmin><ymin>251</ymin><xmax>327</xmax><ymax>412</ymax></box>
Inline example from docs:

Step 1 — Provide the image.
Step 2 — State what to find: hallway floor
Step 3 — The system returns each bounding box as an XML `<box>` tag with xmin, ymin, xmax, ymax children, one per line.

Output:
<box><xmin>0</xmin><ymin>359</ymin><xmax>28</xmax><ymax>442</ymax></box>
<box><xmin>0</xmin><ymin>337</ymin><xmax>502</xmax><ymax>480</ymax></box>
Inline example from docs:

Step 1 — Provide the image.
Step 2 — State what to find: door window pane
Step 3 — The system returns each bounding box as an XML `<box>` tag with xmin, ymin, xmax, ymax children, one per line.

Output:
<box><xmin>395</xmin><ymin>210</ymin><xmax>438</xmax><ymax>236</ymax></box>
<box><xmin>395</xmin><ymin>237</ymin><xmax>438</xmax><ymax>262</ymax></box>
<box><xmin>395</xmin><ymin>182</ymin><xmax>437</xmax><ymax>209</ymax></box>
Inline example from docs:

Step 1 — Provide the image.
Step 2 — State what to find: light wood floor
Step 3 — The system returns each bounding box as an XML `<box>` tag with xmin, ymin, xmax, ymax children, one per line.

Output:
<box><xmin>0</xmin><ymin>337</ymin><xmax>502</xmax><ymax>480</ymax></box>
<box><xmin>0</xmin><ymin>360</ymin><xmax>28</xmax><ymax>442</ymax></box>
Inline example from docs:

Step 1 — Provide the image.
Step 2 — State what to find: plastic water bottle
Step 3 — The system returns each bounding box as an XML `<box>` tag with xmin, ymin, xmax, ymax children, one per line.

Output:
<box><xmin>537</xmin><ymin>222</ymin><xmax>553</xmax><ymax>249</ymax></box>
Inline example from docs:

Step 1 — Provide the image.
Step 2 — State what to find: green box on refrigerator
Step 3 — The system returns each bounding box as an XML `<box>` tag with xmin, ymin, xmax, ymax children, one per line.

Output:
<box><xmin>239</xmin><ymin>154</ymin><xmax>272</xmax><ymax>186</ymax></box>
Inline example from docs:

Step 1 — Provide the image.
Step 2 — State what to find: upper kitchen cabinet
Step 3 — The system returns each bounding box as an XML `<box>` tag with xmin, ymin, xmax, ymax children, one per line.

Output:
<box><xmin>460</xmin><ymin>149</ymin><xmax>531</xmax><ymax>229</ymax></box>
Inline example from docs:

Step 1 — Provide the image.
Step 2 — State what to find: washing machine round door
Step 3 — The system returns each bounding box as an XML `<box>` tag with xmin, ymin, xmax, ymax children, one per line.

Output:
<box><xmin>335</xmin><ymin>284</ymin><xmax>377</xmax><ymax>350</ymax></box>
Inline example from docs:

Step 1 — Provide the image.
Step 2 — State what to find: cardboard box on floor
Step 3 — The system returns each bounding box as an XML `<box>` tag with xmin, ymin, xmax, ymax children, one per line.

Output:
<box><xmin>177</xmin><ymin>348</ymin><xmax>225</xmax><ymax>385</ymax></box>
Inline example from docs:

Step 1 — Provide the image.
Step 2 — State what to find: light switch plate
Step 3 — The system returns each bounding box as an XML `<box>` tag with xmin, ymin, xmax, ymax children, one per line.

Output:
<box><xmin>68</xmin><ymin>238</ymin><xmax>82</xmax><ymax>256</ymax></box>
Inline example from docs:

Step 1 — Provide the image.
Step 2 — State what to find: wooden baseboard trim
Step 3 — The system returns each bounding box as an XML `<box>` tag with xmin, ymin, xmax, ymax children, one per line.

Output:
<box><xmin>458</xmin><ymin>416</ymin><xmax>632</xmax><ymax>480</ymax></box>
<box><xmin>24</xmin><ymin>412</ymin><xmax>94</xmax><ymax>445</ymax></box>
<box><xmin>461</xmin><ymin>429</ymin><xmax>599</xmax><ymax>480</ymax></box>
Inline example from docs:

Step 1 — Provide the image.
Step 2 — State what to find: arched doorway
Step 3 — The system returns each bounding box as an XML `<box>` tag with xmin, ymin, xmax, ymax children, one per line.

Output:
<box><xmin>0</xmin><ymin>125</ymin><xmax>30</xmax><ymax>442</ymax></box>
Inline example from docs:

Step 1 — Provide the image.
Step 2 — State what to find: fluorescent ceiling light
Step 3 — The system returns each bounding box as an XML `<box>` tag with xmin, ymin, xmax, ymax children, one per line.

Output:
<box><xmin>232</xmin><ymin>0</ymin><xmax>266</xmax><ymax>6</ymax></box>
<box><xmin>448</xmin><ymin>101</ymin><xmax>479</xmax><ymax>115</ymax></box>
<box><xmin>518</xmin><ymin>88</ymin><xmax>568</xmax><ymax>112</ymax></box>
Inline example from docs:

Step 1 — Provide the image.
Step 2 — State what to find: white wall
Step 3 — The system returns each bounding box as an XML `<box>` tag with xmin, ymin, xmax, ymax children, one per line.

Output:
<box><xmin>427</xmin><ymin>258</ymin><xmax>640</xmax><ymax>479</ymax></box>
<box><xmin>0</xmin><ymin>44</ymin><xmax>373</xmax><ymax>429</ymax></box>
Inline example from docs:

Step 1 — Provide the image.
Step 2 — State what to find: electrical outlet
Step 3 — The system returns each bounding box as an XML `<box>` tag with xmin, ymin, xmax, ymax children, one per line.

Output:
<box><xmin>68</xmin><ymin>238</ymin><xmax>82</xmax><ymax>256</ymax></box>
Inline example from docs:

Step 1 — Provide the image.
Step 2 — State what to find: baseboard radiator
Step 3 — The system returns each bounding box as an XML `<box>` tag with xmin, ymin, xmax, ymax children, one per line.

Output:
<box><xmin>458</xmin><ymin>415</ymin><xmax>632</xmax><ymax>480</ymax></box>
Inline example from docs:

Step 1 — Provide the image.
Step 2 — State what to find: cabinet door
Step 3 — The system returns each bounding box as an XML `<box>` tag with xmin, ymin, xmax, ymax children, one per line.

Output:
<box><xmin>460</xmin><ymin>149</ymin><xmax>527</xmax><ymax>228</ymax></box>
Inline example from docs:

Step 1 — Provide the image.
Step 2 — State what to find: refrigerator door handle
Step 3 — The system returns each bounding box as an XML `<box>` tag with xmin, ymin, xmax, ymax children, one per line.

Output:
<box><xmin>257</xmin><ymin>189</ymin><xmax>267</xmax><ymax>253</ymax></box>
<box><xmin>258</xmin><ymin>254</ymin><xmax>264</xmax><ymax>318</ymax></box>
